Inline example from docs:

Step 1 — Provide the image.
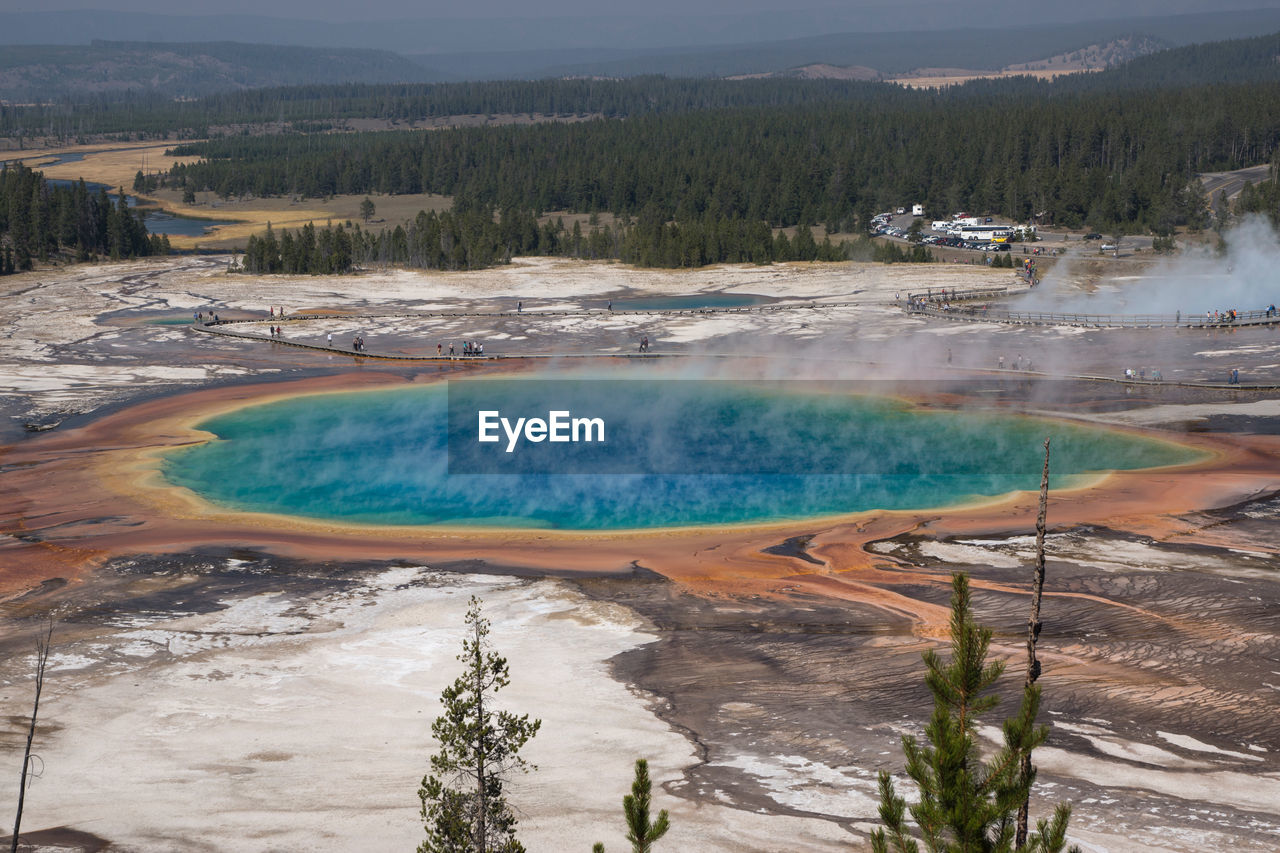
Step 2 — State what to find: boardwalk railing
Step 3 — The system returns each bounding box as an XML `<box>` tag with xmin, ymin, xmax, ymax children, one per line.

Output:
<box><xmin>198</xmin><ymin>300</ymin><xmax>870</xmax><ymax>327</ymax></box>
<box><xmin>903</xmin><ymin>301</ymin><xmax>1280</xmax><ymax>329</ymax></box>
<box><xmin>905</xmin><ymin>286</ymin><xmax>1011</xmax><ymax>303</ymax></box>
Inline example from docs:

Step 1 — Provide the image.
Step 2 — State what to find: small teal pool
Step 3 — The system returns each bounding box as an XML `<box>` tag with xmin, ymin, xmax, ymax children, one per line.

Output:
<box><xmin>161</xmin><ymin>382</ymin><xmax>1201</xmax><ymax>530</ymax></box>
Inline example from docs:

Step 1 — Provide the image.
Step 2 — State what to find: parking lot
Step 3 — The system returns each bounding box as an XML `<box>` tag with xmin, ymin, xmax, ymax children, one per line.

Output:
<box><xmin>872</xmin><ymin>211</ymin><xmax>1154</xmax><ymax>258</ymax></box>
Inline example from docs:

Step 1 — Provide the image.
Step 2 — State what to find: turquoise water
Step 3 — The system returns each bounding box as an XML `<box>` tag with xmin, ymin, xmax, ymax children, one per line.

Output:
<box><xmin>162</xmin><ymin>383</ymin><xmax>1201</xmax><ymax>530</ymax></box>
<box><xmin>616</xmin><ymin>294</ymin><xmax>771</xmax><ymax>311</ymax></box>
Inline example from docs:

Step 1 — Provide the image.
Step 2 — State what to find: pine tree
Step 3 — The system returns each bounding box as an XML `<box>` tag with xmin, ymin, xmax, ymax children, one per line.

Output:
<box><xmin>419</xmin><ymin>596</ymin><xmax>541</xmax><ymax>853</ymax></box>
<box><xmin>871</xmin><ymin>573</ymin><xmax>1079</xmax><ymax>853</ymax></box>
<box><xmin>593</xmin><ymin>759</ymin><xmax>670</xmax><ymax>853</ymax></box>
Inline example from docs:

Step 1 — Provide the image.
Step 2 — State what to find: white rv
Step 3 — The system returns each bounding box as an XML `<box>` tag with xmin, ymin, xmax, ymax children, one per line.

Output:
<box><xmin>959</xmin><ymin>226</ymin><xmax>1013</xmax><ymax>242</ymax></box>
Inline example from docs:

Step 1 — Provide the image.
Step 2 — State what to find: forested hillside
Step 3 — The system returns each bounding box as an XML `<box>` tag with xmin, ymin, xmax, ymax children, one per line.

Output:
<box><xmin>7</xmin><ymin>21</ymin><xmax>1280</xmax><ymax>143</ymax></box>
<box><xmin>0</xmin><ymin>78</ymin><xmax>894</xmax><ymax>140</ymax></box>
<box><xmin>8</xmin><ymin>29</ymin><xmax>1279</xmax><ymax>272</ymax></box>
<box><xmin>1037</xmin><ymin>30</ymin><xmax>1280</xmax><ymax>91</ymax></box>
<box><xmin>164</xmin><ymin>82</ymin><xmax>1273</xmax><ymax>233</ymax></box>
<box><xmin>0</xmin><ymin>164</ymin><xmax>165</xmax><ymax>274</ymax></box>
<box><xmin>1237</xmin><ymin>167</ymin><xmax>1280</xmax><ymax>227</ymax></box>
<box><xmin>240</xmin><ymin>208</ymin><xmax>875</xmax><ymax>273</ymax></box>
<box><xmin>0</xmin><ymin>41</ymin><xmax>433</xmax><ymax>101</ymax></box>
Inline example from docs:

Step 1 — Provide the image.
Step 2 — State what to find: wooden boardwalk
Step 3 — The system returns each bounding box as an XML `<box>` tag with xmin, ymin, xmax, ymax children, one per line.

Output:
<box><xmin>189</xmin><ymin>314</ymin><xmax>1280</xmax><ymax>390</ymax></box>
<box><xmin>191</xmin><ymin>299</ymin><xmax>869</xmax><ymax>361</ymax></box>
<box><xmin>902</xmin><ymin>288</ymin><xmax>1280</xmax><ymax>329</ymax></box>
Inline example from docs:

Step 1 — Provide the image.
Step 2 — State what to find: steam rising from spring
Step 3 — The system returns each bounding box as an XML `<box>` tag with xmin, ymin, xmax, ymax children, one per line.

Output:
<box><xmin>1015</xmin><ymin>217</ymin><xmax>1280</xmax><ymax>316</ymax></box>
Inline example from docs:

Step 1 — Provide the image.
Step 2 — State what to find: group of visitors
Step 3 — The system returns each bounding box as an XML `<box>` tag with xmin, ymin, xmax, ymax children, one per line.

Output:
<box><xmin>268</xmin><ymin>306</ymin><xmax>286</xmax><ymax>317</ymax></box>
<box><xmin>268</xmin><ymin>325</ymin><xmax>283</xmax><ymax>337</ymax></box>
<box><xmin>1123</xmin><ymin>367</ymin><xmax>1162</xmax><ymax>381</ymax></box>
<box><xmin>461</xmin><ymin>341</ymin><xmax>484</xmax><ymax>357</ymax></box>
<box><xmin>996</xmin><ymin>354</ymin><xmax>1033</xmax><ymax>371</ymax></box>
<box><xmin>352</xmin><ymin>336</ymin><xmax>367</xmax><ymax>352</ymax></box>
<box><xmin>1227</xmin><ymin>368</ymin><xmax>1242</xmax><ymax>385</ymax></box>
<box><xmin>1200</xmin><ymin>304</ymin><xmax>1280</xmax><ymax>324</ymax></box>
<box><xmin>194</xmin><ymin>311</ymin><xmax>219</xmax><ymax>324</ymax></box>
<box><xmin>905</xmin><ymin>296</ymin><xmax>991</xmax><ymax>317</ymax></box>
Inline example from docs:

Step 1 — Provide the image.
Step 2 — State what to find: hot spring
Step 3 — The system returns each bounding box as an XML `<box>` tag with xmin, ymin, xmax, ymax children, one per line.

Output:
<box><xmin>161</xmin><ymin>381</ymin><xmax>1202</xmax><ymax>530</ymax></box>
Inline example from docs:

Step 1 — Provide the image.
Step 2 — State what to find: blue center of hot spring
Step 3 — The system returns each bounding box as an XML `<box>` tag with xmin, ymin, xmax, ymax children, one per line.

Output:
<box><xmin>161</xmin><ymin>382</ymin><xmax>1200</xmax><ymax>530</ymax></box>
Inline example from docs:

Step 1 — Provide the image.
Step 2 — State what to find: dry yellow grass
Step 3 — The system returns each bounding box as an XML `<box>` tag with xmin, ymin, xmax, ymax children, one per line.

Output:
<box><xmin>12</xmin><ymin>140</ymin><xmax>454</xmax><ymax>249</ymax></box>
<box><xmin>891</xmin><ymin>67</ymin><xmax>1097</xmax><ymax>89</ymax></box>
<box><xmin>33</xmin><ymin>141</ymin><xmax>185</xmax><ymax>188</ymax></box>
<box><xmin>144</xmin><ymin>188</ymin><xmax>453</xmax><ymax>250</ymax></box>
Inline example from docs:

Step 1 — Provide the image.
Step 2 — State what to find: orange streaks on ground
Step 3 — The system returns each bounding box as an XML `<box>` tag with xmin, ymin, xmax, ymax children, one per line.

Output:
<box><xmin>3</xmin><ymin>370</ymin><xmax>1276</xmax><ymax>649</ymax></box>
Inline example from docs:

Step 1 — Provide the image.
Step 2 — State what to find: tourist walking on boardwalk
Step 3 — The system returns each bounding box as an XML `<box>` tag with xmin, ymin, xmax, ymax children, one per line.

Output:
<box><xmin>437</xmin><ymin>343</ymin><xmax>442</xmax><ymax>357</ymax></box>
<box><xmin>327</xmin><ymin>333</ymin><xmax>333</xmax><ymax>347</ymax></box>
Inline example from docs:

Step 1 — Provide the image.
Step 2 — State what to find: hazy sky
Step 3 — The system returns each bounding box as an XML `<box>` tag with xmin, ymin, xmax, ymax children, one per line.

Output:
<box><xmin>1</xmin><ymin>0</ymin><xmax>865</xmax><ymax>19</ymax></box>
<box><xmin>5</xmin><ymin>0</ymin><xmax>1276</xmax><ymax>22</ymax></box>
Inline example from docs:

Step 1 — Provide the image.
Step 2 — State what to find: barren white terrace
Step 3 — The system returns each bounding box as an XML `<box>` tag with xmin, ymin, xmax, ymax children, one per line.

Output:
<box><xmin>0</xmin><ymin>569</ymin><xmax>849</xmax><ymax>852</ymax></box>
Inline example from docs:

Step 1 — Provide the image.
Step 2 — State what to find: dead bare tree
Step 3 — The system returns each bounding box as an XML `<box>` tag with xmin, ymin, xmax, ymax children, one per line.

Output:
<box><xmin>11</xmin><ymin>620</ymin><xmax>52</xmax><ymax>853</ymax></box>
<box><xmin>1016</xmin><ymin>439</ymin><xmax>1051</xmax><ymax>848</ymax></box>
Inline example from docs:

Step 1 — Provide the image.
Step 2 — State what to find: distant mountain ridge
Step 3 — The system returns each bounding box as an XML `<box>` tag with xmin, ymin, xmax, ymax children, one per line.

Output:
<box><xmin>1</xmin><ymin>3</ymin><xmax>1277</xmax><ymax>56</ymax></box>
<box><xmin>2</xmin><ymin>9</ymin><xmax>1279</xmax><ymax>102</ymax></box>
<box><xmin>730</xmin><ymin>36</ymin><xmax>1167</xmax><ymax>83</ymax></box>
<box><xmin>516</xmin><ymin>8</ymin><xmax>1280</xmax><ymax>79</ymax></box>
<box><xmin>1003</xmin><ymin>35</ymin><xmax>1168</xmax><ymax>72</ymax></box>
<box><xmin>1080</xmin><ymin>29</ymin><xmax>1280</xmax><ymax>87</ymax></box>
<box><xmin>0</xmin><ymin>41</ymin><xmax>435</xmax><ymax>101</ymax></box>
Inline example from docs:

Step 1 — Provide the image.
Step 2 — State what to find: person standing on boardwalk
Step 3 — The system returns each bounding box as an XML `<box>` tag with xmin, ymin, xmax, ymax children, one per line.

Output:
<box><xmin>327</xmin><ymin>333</ymin><xmax>333</xmax><ymax>347</ymax></box>
<box><xmin>437</xmin><ymin>343</ymin><xmax>442</xmax><ymax>357</ymax></box>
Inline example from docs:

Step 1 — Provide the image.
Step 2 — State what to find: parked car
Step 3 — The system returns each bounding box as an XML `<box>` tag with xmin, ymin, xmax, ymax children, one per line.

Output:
<box><xmin>1084</xmin><ymin>233</ymin><xmax>1102</xmax><ymax>240</ymax></box>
